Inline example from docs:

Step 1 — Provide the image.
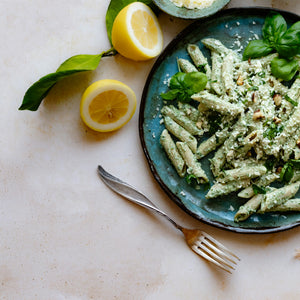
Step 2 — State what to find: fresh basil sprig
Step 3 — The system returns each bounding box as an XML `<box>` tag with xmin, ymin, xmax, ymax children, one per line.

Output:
<box><xmin>19</xmin><ymin>48</ymin><xmax>116</xmax><ymax>111</ymax></box>
<box><xmin>160</xmin><ymin>72</ymin><xmax>207</xmax><ymax>102</ymax></box>
<box><xmin>105</xmin><ymin>0</ymin><xmax>158</xmax><ymax>45</ymax></box>
<box><xmin>243</xmin><ymin>12</ymin><xmax>300</xmax><ymax>81</ymax></box>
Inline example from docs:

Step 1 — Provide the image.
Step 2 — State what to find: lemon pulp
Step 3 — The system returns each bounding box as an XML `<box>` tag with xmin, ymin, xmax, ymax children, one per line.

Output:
<box><xmin>89</xmin><ymin>90</ymin><xmax>129</xmax><ymax>124</ymax></box>
<box><xmin>131</xmin><ymin>10</ymin><xmax>158</xmax><ymax>50</ymax></box>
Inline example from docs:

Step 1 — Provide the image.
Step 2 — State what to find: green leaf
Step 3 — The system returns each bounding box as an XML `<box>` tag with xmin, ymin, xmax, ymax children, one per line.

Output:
<box><xmin>161</xmin><ymin>72</ymin><xmax>207</xmax><ymax>102</ymax></box>
<box><xmin>280</xmin><ymin>162</ymin><xmax>294</xmax><ymax>183</ymax></box>
<box><xmin>252</xmin><ymin>184</ymin><xmax>267</xmax><ymax>195</ymax></box>
<box><xmin>160</xmin><ymin>89</ymin><xmax>180</xmax><ymax>100</ymax></box>
<box><xmin>19</xmin><ymin>70</ymin><xmax>78</xmax><ymax>111</ymax></box>
<box><xmin>276</xmin><ymin>21</ymin><xmax>300</xmax><ymax>58</ymax></box>
<box><xmin>262</xmin><ymin>12</ymin><xmax>287</xmax><ymax>45</ymax></box>
<box><xmin>185</xmin><ymin>72</ymin><xmax>207</xmax><ymax>94</ymax></box>
<box><xmin>270</xmin><ymin>57</ymin><xmax>299</xmax><ymax>81</ymax></box>
<box><xmin>169</xmin><ymin>72</ymin><xmax>187</xmax><ymax>90</ymax></box>
<box><xmin>56</xmin><ymin>54</ymin><xmax>102</xmax><ymax>72</ymax></box>
<box><xmin>105</xmin><ymin>0</ymin><xmax>157</xmax><ymax>45</ymax></box>
<box><xmin>19</xmin><ymin>48</ymin><xmax>115</xmax><ymax>111</ymax></box>
<box><xmin>243</xmin><ymin>39</ymin><xmax>273</xmax><ymax>60</ymax></box>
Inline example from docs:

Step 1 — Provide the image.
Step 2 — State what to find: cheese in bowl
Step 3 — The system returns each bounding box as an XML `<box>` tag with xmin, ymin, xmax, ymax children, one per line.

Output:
<box><xmin>170</xmin><ymin>0</ymin><xmax>216</xmax><ymax>10</ymax></box>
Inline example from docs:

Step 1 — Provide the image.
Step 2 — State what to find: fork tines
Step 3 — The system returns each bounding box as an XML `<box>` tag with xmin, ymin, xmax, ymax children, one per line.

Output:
<box><xmin>192</xmin><ymin>232</ymin><xmax>240</xmax><ymax>273</ymax></box>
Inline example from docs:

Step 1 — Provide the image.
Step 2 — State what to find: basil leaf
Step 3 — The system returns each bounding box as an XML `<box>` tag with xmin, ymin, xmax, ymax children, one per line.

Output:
<box><xmin>276</xmin><ymin>21</ymin><xmax>300</xmax><ymax>58</ymax></box>
<box><xmin>19</xmin><ymin>49</ymin><xmax>115</xmax><ymax>111</ymax></box>
<box><xmin>262</xmin><ymin>12</ymin><xmax>287</xmax><ymax>45</ymax></box>
<box><xmin>162</xmin><ymin>72</ymin><xmax>207</xmax><ymax>103</ymax></box>
<box><xmin>280</xmin><ymin>162</ymin><xmax>294</xmax><ymax>183</ymax></box>
<box><xmin>270</xmin><ymin>57</ymin><xmax>299</xmax><ymax>81</ymax></box>
<box><xmin>185</xmin><ymin>72</ymin><xmax>208</xmax><ymax>95</ymax></box>
<box><xmin>243</xmin><ymin>39</ymin><xmax>273</xmax><ymax>60</ymax></box>
<box><xmin>169</xmin><ymin>72</ymin><xmax>187</xmax><ymax>89</ymax></box>
<box><xmin>105</xmin><ymin>0</ymin><xmax>157</xmax><ymax>45</ymax></box>
<box><xmin>252</xmin><ymin>184</ymin><xmax>267</xmax><ymax>195</ymax></box>
<box><xmin>160</xmin><ymin>89</ymin><xmax>180</xmax><ymax>100</ymax></box>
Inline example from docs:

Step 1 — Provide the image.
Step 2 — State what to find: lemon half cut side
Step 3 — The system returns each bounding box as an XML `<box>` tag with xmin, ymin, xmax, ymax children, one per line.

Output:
<box><xmin>112</xmin><ymin>2</ymin><xmax>163</xmax><ymax>61</ymax></box>
<box><xmin>80</xmin><ymin>79</ymin><xmax>137</xmax><ymax>132</ymax></box>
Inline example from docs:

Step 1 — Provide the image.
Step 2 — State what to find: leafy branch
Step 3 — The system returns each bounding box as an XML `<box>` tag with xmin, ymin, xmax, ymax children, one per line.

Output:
<box><xmin>20</xmin><ymin>0</ymin><xmax>157</xmax><ymax>111</ymax></box>
<box><xmin>19</xmin><ymin>48</ymin><xmax>116</xmax><ymax>111</ymax></box>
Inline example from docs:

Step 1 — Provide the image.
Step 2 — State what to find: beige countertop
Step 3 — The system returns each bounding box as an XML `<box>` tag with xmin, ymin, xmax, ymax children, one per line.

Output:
<box><xmin>1</xmin><ymin>0</ymin><xmax>300</xmax><ymax>299</ymax></box>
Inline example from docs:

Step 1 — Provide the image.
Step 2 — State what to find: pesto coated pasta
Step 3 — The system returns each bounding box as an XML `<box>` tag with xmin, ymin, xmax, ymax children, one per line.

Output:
<box><xmin>159</xmin><ymin>38</ymin><xmax>300</xmax><ymax>222</ymax></box>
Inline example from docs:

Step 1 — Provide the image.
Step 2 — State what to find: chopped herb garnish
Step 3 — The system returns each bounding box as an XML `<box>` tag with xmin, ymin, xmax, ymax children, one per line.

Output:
<box><xmin>208</xmin><ymin>112</ymin><xmax>222</xmax><ymax>135</ymax></box>
<box><xmin>263</xmin><ymin>121</ymin><xmax>284</xmax><ymax>139</ymax></box>
<box><xmin>285</xmin><ymin>95</ymin><xmax>298</xmax><ymax>106</ymax></box>
<box><xmin>252</xmin><ymin>184</ymin><xmax>267</xmax><ymax>195</ymax></box>
<box><xmin>249</xmin><ymin>86</ymin><xmax>259</xmax><ymax>91</ymax></box>
<box><xmin>186</xmin><ymin>174</ymin><xmax>197</xmax><ymax>185</ymax></box>
<box><xmin>280</xmin><ymin>162</ymin><xmax>294</xmax><ymax>183</ymax></box>
<box><xmin>197</xmin><ymin>63</ymin><xmax>207</xmax><ymax>73</ymax></box>
<box><xmin>280</xmin><ymin>159</ymin><xmax>300</xmax><ymax>183</ymax></box>
<box><xmin>264</xmin><ymin>156</ymin><xmax>276</xmax><ymax>170</ymax></box>
<box><xmin>290</xmin><ymin>159</ymin><xmax>300</xmax><ymax>169</ymax></box>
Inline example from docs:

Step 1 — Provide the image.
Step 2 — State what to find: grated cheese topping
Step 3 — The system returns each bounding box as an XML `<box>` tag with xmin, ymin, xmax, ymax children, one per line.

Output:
<box><xmin>170</xmin><ymin>0</ymin><xmax>216</xmax><ymax>9</ymax></box>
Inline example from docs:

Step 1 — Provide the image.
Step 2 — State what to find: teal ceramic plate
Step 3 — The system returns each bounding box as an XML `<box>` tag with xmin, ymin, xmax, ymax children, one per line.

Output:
<box><xmin>153</xmin><ymin>0</ymin><xmax>231</xmax><ymax>19</ymax></box>
<box><xmin>139</xmin><ymin>8</ymin><xmax>300</xmax><ymax>233</ymax></box>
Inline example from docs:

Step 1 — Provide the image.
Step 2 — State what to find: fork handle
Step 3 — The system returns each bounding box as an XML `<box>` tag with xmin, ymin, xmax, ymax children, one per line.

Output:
<box><xmin>98</xmin><ymin>165</ymin><xmax>183</xmax><ymax>231</ymax></box>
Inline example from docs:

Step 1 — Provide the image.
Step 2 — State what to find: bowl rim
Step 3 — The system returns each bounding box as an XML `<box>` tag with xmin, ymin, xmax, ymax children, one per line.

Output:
<box><xmin>152</xmin><ymin>0</ymin><xmax>231</xmax><ymax>19</ymax></box>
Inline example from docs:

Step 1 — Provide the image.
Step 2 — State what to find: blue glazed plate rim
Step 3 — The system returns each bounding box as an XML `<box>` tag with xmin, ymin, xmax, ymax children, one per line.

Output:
<box><xmin>139</xmin><ymin>7</ymin><xmax>300</xmax><ymax>234</ymax></box>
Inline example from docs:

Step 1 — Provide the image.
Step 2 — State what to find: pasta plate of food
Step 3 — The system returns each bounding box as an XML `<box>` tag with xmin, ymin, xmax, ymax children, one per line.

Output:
<box><xmin>139</xmin><ymin>7</ymin><xmax>300</xmax><ymax>233</ymax></box>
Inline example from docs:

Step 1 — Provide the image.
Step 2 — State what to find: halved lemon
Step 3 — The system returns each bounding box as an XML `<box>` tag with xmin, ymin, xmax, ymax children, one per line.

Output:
<box><xmin>80</xmin><ymin>79</ymin><xmax>136</xmax><ymax>132</ymax></box>
<box><xmin>111</xmin><ymin>2</ymin><xmax>163</xmax><ymax>61</ymax></box>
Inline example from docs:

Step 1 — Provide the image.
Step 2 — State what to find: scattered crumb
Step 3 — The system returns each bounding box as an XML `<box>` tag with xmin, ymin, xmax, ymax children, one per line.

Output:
<box><xmin>228</xmin><ymin>205</ymin><xmax>234</xmax><ymax>212</ymax></box>
<box><xmin>295</xmin><ymin>249</ymin><xmax>300</xmax><ymax>259</ymax></box>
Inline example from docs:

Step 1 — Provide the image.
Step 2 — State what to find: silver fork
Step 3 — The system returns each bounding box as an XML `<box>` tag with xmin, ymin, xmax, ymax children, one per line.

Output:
<box><xmin>98</xmin><ymin>165</ymin><xmax>240</xmax><ymax>273</ymax></box>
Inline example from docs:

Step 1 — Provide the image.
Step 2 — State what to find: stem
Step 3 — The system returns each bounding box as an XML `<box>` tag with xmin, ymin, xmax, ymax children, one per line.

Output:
<box><xmin>102</xmin><ymin>47</ymin><xmax>117</xmax><ymax>57</ymax></box>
